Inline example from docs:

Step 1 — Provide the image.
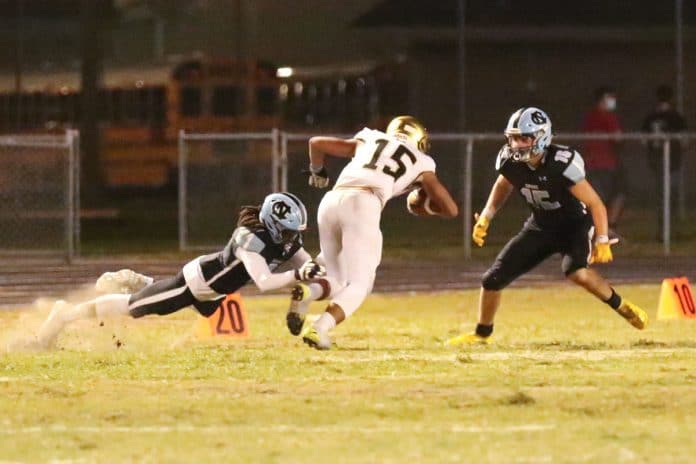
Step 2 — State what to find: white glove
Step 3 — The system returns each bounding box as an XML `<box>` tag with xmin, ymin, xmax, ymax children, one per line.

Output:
<box><xmin>295</xmin><ymin>259</ymin><xmax>326</xmax><ymax>281</ymax></box>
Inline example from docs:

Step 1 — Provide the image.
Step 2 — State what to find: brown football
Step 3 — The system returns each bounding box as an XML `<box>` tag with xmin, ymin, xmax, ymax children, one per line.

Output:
<box><xmin>406</xmin><ymin>188</ymin><xmax>440</xmax><ymax>216</ymax></box>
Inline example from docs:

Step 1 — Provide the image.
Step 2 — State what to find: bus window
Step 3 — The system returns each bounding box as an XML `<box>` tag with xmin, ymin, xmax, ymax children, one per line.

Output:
<box><xmin>212</xmin><ymin>85</ymin><xmax>242</xmax><ymax>116</ymax></box>
<box><xmin>122</xmin><ymin>89</ymin><xmax>139</xmax><ymax>123</ymax></box>
<box><xmin>151</xmin><ymin>87</ymin><xmax>165</xmax><ymax>124</ymax></box>
<box><xmin>112</xmin><ymin>89</ymin><xmax>124</xmax><ymax>123</ymax></box>
<box><xmin>256</xmin><ymin>86</ymin><xmax>277</xmax><ymax>115</ymax></box>
<box><xmin>180</xmin><ymin>86</ymin><xmax>202</xmax><ymax>116</ymax></box>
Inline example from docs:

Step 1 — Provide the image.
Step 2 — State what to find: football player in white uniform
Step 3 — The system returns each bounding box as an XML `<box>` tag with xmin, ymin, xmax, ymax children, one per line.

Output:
<box><xmin>288</xmin><ymin>116</ymin><xmax>459</xmax><ymax>350</ymax></box>
<box><xmin>35</xmin><ymin>193</ymin><xmax>324</xmax><ymax>348</ymax></box>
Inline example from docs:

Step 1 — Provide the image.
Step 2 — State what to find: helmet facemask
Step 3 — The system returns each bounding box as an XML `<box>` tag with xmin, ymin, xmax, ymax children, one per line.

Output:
<box><xmin>504</xmin><ymin>131</ymin><xmax>546</xmax><ymax>163</ymax></box>
<box><xmin>503</xmin><ymin>107</ymin><xmax>553</xmax><ymax>163</ymax></box>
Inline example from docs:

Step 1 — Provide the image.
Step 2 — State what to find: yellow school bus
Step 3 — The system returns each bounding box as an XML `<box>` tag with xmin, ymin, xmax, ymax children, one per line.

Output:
<box><xmin>0</xmin><ymin>56</ymin><xmax>279</xmax><ymax>188</ymax></box>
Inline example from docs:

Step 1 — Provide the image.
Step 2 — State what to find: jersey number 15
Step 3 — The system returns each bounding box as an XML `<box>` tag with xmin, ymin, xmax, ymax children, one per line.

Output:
<box><xmin>363</xmin><ymin>139</ymin><xmax>416</xmax><ymax>181</ymax></box>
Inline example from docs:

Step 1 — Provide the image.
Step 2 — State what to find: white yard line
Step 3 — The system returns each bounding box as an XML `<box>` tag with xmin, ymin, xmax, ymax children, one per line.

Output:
<box><xmin>0</xmin><ymin>423</ymin><xmax>556</xmax><ymax>435</ymax></box>
<box><xmin>317</xmin><ymin>347</ymin><xmax>696</xmax><ymax>363</ymax></box>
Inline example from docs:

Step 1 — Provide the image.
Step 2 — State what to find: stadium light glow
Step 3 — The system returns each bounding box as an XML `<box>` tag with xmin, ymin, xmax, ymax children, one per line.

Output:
<box><xmin>276</xmin><ymin>67</ymin><xmax>294</xmax><ymax>78</ymax></box>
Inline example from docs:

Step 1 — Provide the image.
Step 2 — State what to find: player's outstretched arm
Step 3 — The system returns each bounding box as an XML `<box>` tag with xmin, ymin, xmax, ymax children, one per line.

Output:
<box><xmin>481</xmin><ymin>175</ymin><xmax>514</xmax><ymax>220</ymax></box>
<box><xmin>236</xmin><ymin>248</ymin><xmax>299</xmax><ymax>292</ymax></box>
<box><xmin>308</xmin><ymin>136</ymin><xmax>358</xmax><ymax>164</ymax></box>
<box><xmin>569</xmin><ymin>180</ymin><xmax>608</xmax><ymax>237</ymax></box>
<box><xmin>418</xmin><ymin>171</ymin><xmax>458</xmax><ymax>218</ymax></box>
<box><xmin>472</xmin><ymin>175</ymin><xmax>514</xmax><ymax>247</ymax></box>
<box><xmin>305</xmin><ymin>137</ymin><xmax>358</xmax><ymax>188</ymax></box>
<box><xmin>287</xmin><ymin>248</ymin><xmax>326</xmax><ymax>280</ymax></box>
<box><xmin>570</xmin><ymin>180</ymin><xmax>614</xmax><ymax>263</ymax></box>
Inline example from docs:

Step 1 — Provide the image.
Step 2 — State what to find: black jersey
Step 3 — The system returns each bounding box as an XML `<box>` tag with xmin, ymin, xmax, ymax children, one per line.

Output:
<box><xmin>496</xmin><ymin>144</ymin><xmax>588</xmax><ymax>228</ymax></box>
<box><xmin>196</xmin><ymin>226</ymin><xmax>303</xmax><ymax>295</ymax></box>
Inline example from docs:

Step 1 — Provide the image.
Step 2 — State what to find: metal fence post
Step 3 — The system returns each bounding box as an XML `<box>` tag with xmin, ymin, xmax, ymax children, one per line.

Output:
<box><xmin>65</xmin><ymin>129</ymin><xmax>75</xmax><ymax>263</ymax></box>
<box><xmin>178</xmin><ymin>130</ymin><xmax>187</xmax><ymax>251</ymax></box>
<box><xmin>464</xmin><ymin>137</ymin><xmax>473</xmax><ymax>258</ymax></box>
<box><xmin>663</xmin><ymin>138</ymin><xmax>671</xmax><ymax>255</ymax></box>
<box><xmin>678</xmin><ymin>136</ymin><xmax>685</xmax><ymax>220</ymax></box>
<box><xmin>272</xmin><ymin>128</ymin><xmax>279</xmax><ymax>192</ymax></box>
<box><xmin>281</xmin><ymin>131</ymin><xmax>289</xmax><ymax>192</ymax></box>
<box><xmin>66</xmin><ymin>129</ymin><xmax>82</xmax><ymax>258</ymax></box>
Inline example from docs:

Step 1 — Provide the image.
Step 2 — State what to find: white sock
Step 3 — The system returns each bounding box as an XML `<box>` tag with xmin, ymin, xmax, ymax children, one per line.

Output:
<box><xmin>314</xmin><ymin>312</ymin><xmax>337</xmax><ymax>333</ymax></box>
<box><xmin>94</xmin><ymin>294</ymin><xmax>131</xmax><ymax>318</ymax></box>
<box><xmin>308</xmin><ymin>283</ymin><xmax>324</xmax><ymax>300</ymax></box>
<box><xmin>292</xmin><ymin>283</ymin><xmax>326</xmax><ymax>315</ymax></box>
<box><xmin>63</xmin><ymin>301</ymin><xmax>97</xmax><ymax>322</ymax></box>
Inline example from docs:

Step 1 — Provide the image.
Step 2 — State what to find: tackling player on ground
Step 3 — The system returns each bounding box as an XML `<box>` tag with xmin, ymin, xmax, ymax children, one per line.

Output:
<box><xmin>288</xmin><ymin>116</ymin><xmax>459</xmax><ymax>350</ymax></box>
<box><xmin>447</xmin><ymin>107</ymin><xmax>648</xmax><ymax>346</ymax></box>
<box><xmin>36</xmin><ymin>193</ymin><xmax>324</xmax><ymax>348</ymax></box>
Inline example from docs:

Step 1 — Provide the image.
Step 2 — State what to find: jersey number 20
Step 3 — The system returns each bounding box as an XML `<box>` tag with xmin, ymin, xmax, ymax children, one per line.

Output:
<box><xmin>363</xmin><ymin>139</ymin><xmax>416</xmax><ymax>181</ymax></box>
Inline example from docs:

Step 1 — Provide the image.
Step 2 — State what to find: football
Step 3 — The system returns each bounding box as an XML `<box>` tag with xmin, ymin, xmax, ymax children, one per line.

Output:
<box><xmin>406</xmin><ymin>188</ymin><xmax>439</xmax><ymax>216</ymax></box>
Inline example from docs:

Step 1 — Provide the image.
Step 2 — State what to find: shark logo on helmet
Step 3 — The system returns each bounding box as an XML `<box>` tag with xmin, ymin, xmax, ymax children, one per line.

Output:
<box><xmin>531</xmin><ymin>111</ymin><xmax>547</xmax><ymax>125</ymax></box>
<box><xmin>272</xmin><ymin>201</ymin><xmax>291</xmax><ymax>220</ymax></box>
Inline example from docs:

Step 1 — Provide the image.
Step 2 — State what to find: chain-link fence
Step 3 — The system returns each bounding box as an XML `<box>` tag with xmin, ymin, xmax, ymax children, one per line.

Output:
<box><xmin>178</xmin><ymin>131</ymin><xmax>279</xmax><ymax>250</ymax></box>
<box><xmin>0</xmin><ymin>131</ymin><xmax>79</xmax><ymax>260</ymax></box>
<box><xmin>180</xmin><ymin>131</ymin><xmax>696</xmax><ymax>256</ymax></box>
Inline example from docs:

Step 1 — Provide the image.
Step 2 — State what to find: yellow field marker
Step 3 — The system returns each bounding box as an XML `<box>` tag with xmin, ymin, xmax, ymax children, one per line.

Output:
<box><xmin>657</xmin><ymin>277</ymin><xmax>696</xmax><ymax>320</ymax></box>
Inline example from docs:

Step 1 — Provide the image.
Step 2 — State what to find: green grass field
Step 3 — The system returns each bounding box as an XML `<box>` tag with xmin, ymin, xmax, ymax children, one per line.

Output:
<box><xmin>1</xmin><ymin>284</ymin><xmax>695</xmax><ymax>463</ymax></box>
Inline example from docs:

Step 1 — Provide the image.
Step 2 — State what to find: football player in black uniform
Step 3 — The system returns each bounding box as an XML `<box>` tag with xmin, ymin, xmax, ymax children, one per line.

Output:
<box><xmin>36</xmin><ymin>192</ymin><xmax>325</xmax><ymax>348</ymax></box>
<box><xmin>447</xmin><ymin>107</ymin><xmax>648</xmax><ymax>345</ymax></box>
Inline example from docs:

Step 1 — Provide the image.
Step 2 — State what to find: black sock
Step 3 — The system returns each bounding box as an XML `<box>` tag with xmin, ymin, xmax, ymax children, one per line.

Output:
<box><xmin>475</xmin><ymin>323</ymin><xmax>494</xmax><ymax>337</ymax></box>
<box><xmin>604</xmin><ymin>288</ymin><xmax>622</xmax><ymax>310</ymax></box>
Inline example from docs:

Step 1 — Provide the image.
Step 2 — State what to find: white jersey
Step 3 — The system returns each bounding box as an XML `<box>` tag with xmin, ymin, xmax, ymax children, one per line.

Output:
<box><xmin>333</xmin><ymin>128</ymin><xmax>437</xmax><ymax>206</ymax></box>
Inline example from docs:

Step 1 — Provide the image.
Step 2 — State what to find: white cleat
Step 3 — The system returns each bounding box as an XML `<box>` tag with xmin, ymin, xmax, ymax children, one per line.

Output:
<box><xmin>95</xmin><ymin>269</ymin><xmax>153</xmax><ymax>295</ymax></box>
<box><xmin>36</xmin><ymin>300</ymin><xmax>71</xmax><ymax>349</ymax></box>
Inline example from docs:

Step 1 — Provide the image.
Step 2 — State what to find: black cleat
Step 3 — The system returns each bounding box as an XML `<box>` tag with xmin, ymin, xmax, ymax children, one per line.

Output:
<box><xmin>286</xmin><ymin>312</ymin><xmax>305</xmax><ymax>336</ymax></box>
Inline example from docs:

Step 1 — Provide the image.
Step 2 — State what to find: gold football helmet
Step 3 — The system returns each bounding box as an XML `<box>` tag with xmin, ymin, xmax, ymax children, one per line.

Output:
<box><xmin>386</xmin><ymin>115</ymin><xmax>430</xmax><ymax>153</ymax></box>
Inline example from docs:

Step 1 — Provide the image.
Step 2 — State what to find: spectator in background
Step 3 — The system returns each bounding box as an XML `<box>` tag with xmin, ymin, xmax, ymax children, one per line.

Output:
<box><xmin>582</xmin><ymin>86</ymin><xmax>624</xmax><ymax>236</ymax></box>
<box><xmin>641</xmin><ymin>85</ymin><xmax>687</xmax><ymax>241</ymax></box>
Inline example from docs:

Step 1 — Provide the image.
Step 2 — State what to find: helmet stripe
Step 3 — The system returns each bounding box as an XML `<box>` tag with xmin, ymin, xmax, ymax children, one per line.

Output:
<box><xmin>511</xmin><ymin>107</ymin><xmax>526</xmax><ymax>129</ymax></box>
<box><xmin>279</xmin><ymin>192</ymin><xmax>307</xmax><ymax>229</ymax></box>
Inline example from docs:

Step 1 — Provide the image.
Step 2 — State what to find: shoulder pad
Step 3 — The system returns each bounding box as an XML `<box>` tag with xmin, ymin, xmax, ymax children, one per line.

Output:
<box><xmin>231</xmin><ymin>226</ymin><xmax>266</xmax><ymax>254</ymax></box>
<box><xmin>354</xmin><ymin>127</ymin><xmax>380</xmax><ymax>142</ymax></box>
<box><xmin>495</xmin><ymin>145</ymin><xmax>511</xmax><ymax>171</ymax></box>
<box><xmin>559</xmin><ymin>149</ymin><xmax>586</xmax><ymax>183</ymax></box>
<box><xmin>420</xmin><ymin>154</ymin><xmax>436</xmax><ymax>173</ymax></box>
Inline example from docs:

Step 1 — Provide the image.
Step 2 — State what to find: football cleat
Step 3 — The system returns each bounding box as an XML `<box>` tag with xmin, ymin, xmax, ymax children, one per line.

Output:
<box><xmin>286</xmin><ymin>283</ymin><xmax>310</xmax><ymax>335</ymax></box>
<box><xmin>286</xmin><ymin>312</ymin><xmax>305</xmax><ymax>336</ymax></box>
<box><xmin>445</xmin><ymin>332</ymin><xmax>493</xmax><ymax>346</ymax></box>
<box><xmin>301</xmin><ymin>325</ymin><xmax>332</xmax><ymax>350</ymax></box>
<box><xmin>95</xmin><ymin>269</ymin><xmax>153</xmax><ymax>295</ymax></box>
<box><xmin>614</xmin><ymin>299</ymin><xmax>648</xmax><ymax>330</ymax></box>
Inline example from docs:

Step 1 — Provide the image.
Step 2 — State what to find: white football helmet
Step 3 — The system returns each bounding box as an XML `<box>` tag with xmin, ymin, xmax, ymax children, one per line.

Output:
<box><xmin>504</xmin><ymin>107</ymin><xmax>553</xmax><ymax>162</ymax></box>
<box><xmin>259</xmin><ymin>192</ymin><xmax>308</xmax><ymax>244</ymax></box>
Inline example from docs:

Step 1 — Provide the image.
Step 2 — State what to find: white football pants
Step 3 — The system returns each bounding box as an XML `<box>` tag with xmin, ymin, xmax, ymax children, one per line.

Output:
<box><xmin>318</xmin><ymin>189</ymin><xmax>383</xmax><ymax>319</ymax></box>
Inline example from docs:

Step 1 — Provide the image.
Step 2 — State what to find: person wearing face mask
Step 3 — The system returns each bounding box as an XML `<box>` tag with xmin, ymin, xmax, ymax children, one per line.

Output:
<box><xmin>581</xmin><ymin>86</ymin><xmax>625</xmax><ymax>236</ymax></box>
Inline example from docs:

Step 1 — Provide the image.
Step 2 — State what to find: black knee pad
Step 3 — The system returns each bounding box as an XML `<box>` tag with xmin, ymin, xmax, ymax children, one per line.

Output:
<box><xmin>481</xmin><ymin>267</ymin><xmax>509</xmax><ymax>291</ymax></box>
<box><xmin>193</xmin><ymin>299</ymin><xmax>221</xmax><ymax>318</ymax></box>
<box><xmin>562</xmin><ymin>255</ymin><xmax>587</xmax><ymax>276</ymax></box>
